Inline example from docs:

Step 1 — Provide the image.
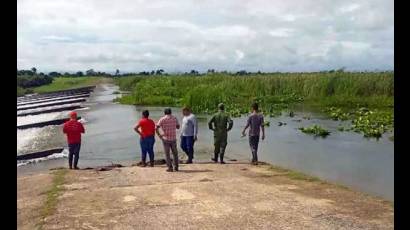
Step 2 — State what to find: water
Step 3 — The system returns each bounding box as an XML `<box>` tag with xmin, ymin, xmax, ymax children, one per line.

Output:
<box><xmin>17</xmin><ymin>84</ymin><xmax>394</xmax><ymax>201</ymax></box>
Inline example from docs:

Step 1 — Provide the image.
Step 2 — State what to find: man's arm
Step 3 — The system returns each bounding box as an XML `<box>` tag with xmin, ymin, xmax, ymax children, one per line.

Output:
<box><xmin>80</xmin><ymin>123</ymin><xmax>85</xmax><ymax>134</ymax></box>
<box><xmin>134</xmin><ymin>124</ymin><xmax>142</xmax><ymax>136</ymax></box>
<box><xmin>156</xmin><ymin>119</ymin><xmax>163</xmax><ymax>139</ymax></box>
<box><xmin>208</xmin><ymin>116</ymin><xmax>215</xmax><ymax>130</ymax></box>
<box><xmin>176</xmin><ymin>117</ymin><xmax>180</xmax><ymax>129</ymax></box>
<box><xmin>193</xmin><ymin>116</ymin><xmax>198</xmax><ymax>140</ymax></box>
<box><xmin>242</xmin><ymin>117</ymin><xmax>250</xmax><ymax>136</ymax></box>
<box><xmin>261</xmin><ymin>116</ymin><xmax>265</xmax><ymax>140</ymax></box>
<box><xmin>155</xmin><ymin>126</ymin><xmax>163</xmax><ymax>139</ymax></box>
<box><xmin>227</xmin><ymin>116</ymin><xmax>233</xmax><ymax>131</ymax></box>
<box><xmin>63</xmin><ymin>123</ymin><xmax>67</xmax><ymax>134</ymax></box>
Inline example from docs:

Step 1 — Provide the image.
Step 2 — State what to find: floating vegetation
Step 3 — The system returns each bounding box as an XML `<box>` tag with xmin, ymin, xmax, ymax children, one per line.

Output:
<box><xmin>324</xmin><ymin>106</ymin><xmax>393</xmax><ymax>138</ymax></box>
<box><xmin>299</xmin><ymin>125</ymin><xmax>330</xmax><ymax>137</ymax></box>
<box><xmin>324</xmin><ymin>107</ymin><xmax>350</xmax><ymax>121</ymax></box>
<box><xmin>351</xmin><ymin>109</ymin><xmax>393</xmax><ymax>138</ymax></box>
<box><xmin>113</xmin><ymin>91</ymin><xmax>121</xmax><ymax>94</ymax></box>
<box><xmin>263</xmin><ymin>121</ymin><xmax>270</xmax><ymax>127</ymax></box>
<box><xmin>278</xmin><ymin>122</ymin><xmax>287</xmax><ymax>126</ymax></box>
<box><xmin>292</xmin><ymin>119</ymin><xmax>302</xmax><ymax>122</ymax></box>
<box><xmin>302</xmin><ymin>116</ymin><xmax>311</xmax><ymax>120</ymax></box>
<box><xmin>289</xmin><ymin>111</ymin><xmax>295</xmax><ymax>117</ymax></box>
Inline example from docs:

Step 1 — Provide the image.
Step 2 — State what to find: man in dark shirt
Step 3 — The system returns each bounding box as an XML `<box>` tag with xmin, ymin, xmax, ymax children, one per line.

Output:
<box><xmin>63</xmin><ymin>111</ymin><xmax>85</xmax><ymax>169</ymax></box>
<box><xmin>242</xmin><ymin>103</ymin><xmax>265</xmax><ymax>165</ymax></box>
<box><xmin>208</xmin><ymin>103</ymin><xmax>233</xmax><ymax>164</ymax></box>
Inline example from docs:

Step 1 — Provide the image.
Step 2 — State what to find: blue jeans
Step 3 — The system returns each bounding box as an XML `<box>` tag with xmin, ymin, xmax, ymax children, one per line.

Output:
<box><xmin>68</xmin><ymin>143</ymin><xmax>81</xmax><ymax>168</ymax></box>
<box><xmin>140</xmin><ymin>135</ymin><xmax>155</xmax><ymax>163</ymax></box>
<box><xmin>180</xmin><ymin>136</ymin><xmax>194</xmax><ymax>161</ymax></box>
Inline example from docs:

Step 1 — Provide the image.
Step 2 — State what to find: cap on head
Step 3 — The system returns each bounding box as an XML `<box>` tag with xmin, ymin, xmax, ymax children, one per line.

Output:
<box><xmin>69</xmin><ymin>111</ymin><xmax>77</xmax><ymax>119</ymax></box>
<box><xmin>164</xmin><ymin>108</ymin><xmax>172</xmax><ymax>115</ymax></box>
<box><xmin>218</xmin><ymin>103</ymin><xmax>225</xmax><ymax>110</ymax></box>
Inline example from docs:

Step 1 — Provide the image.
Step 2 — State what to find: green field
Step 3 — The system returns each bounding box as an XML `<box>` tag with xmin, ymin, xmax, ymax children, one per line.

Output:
<box><xmin>115</xmin><ymin>72</ymin><xmax>393</xmax><ymax>112</ymax></box>
<box><xmin>32</xmin><ymin>77</ymin><xmax>111</xmax><ymax>94</ymax></box>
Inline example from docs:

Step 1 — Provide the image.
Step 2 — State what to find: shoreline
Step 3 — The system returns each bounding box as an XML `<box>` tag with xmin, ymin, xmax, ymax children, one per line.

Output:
<box><xmin>17</xmin><ymin>159</ymin><xmax>393</xmax><ymax>204</ymax></box>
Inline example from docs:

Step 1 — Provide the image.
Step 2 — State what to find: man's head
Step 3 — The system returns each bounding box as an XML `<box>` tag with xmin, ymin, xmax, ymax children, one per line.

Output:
<box><xmin>142</xmin><ymin>110</ymin><xmax>149</xmax><ymax>118</ymax></box>
<box><xmin>251</xmin><ymin>102</ymin><xmax>259</xmax><ymax>112</ymax></box>
<box><xmin>182</xmin><ymin>107</ymin><xmax>191</xmax><ymax>116</ymax></box>
<box><xmin>69</xmin><ymin>111</ymin><xmax>77</xmax><ymax>120</ymax></box>
<box><xmin>164</xmin><ymin>108</ymin><xmax>172</xmax><ymax>115</ymax></box>
<box><xmin>218</xmin><ymin>103</ymin><xmax>225</xmax><ymax>111</ymax></box>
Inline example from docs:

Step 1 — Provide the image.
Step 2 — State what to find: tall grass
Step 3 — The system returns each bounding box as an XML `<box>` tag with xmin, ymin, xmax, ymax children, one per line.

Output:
<box><xmin>115</xmin><ymin>72</ymin><xmax>394</xmax><ymax>114</ymax></box>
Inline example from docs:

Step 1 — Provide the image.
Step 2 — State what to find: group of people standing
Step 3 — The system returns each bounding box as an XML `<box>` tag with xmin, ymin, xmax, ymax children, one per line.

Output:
<box><xmin>133</xmin><ymin>102</ymin><xmax>265</xmax><ymax>172</ymax></box>
<box><xmin>62</xmin><ymin>102</ymin><xmax>265</xmax><ymax>172</ymax></box>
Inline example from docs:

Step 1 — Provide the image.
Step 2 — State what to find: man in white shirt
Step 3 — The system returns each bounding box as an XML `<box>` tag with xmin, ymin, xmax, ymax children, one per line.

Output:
<box><xmin>180</xmin><ymin>107</ymin><xmax>198</xmax><ymax>164</ymax></box>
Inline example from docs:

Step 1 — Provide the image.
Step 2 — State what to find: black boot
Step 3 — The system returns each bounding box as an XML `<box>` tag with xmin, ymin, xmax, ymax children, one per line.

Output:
<box><xmin>149</xmin><ymin>161</ymin><xmax>154</xmax><ymax>167</ymax></box>
<box><xmin>220</xmin><ymin>153</ymin><xmax>226</xmax><ymax>164</ymax></box>
<box><xmin>211</xmin><ymin>153</ymin><xmax>218</xmax><ymax>163</ymax></box>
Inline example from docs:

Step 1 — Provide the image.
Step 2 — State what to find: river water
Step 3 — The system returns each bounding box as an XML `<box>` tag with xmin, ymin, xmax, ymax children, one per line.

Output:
<box><xmin>17</xmin><ymin>84</ymin><xmax>394</xmax><ymax>202</ymax></box>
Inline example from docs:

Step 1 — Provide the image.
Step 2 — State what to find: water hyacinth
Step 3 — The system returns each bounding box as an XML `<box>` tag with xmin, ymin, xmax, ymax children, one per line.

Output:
<box><xmin>299</xmin><ymin>125</ymin><xmax>331</xmax><ymax>137</ymax></box>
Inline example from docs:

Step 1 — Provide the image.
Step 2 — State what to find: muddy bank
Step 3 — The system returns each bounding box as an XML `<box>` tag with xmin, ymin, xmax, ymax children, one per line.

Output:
<box><xmin>17</xmin><ymin>162</ymin><xmax>393</xmax><ymax>230</ymax></box>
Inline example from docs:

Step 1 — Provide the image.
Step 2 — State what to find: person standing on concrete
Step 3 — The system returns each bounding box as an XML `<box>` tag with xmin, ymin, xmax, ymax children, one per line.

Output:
<box><xmin>208</xmin><ymin>103</ymin><xmax>233</xmax><ymax>164</ymax></box>
<box><xmin>241</xmin><ymin>102</ymin><xmax>265</xmax><ymax>165</ymax></box>
<box><xmin>180</xmin><ymin>107</ymin><xmax>198</xmax><ymax>164</ymax></box>
<box><xmin>156</xmin><ymin>108</ymin><xmax>180</xmax><ymax>172</ymax></box>
<box><xmin>134</xmin><ymin>110</ymin><xmax>156</xmax><ymax>167</ymax></box>
<box><xmin>63</xmin><ymin>111</ymin><xmax>85</xmax><ymax>170</ymax></box>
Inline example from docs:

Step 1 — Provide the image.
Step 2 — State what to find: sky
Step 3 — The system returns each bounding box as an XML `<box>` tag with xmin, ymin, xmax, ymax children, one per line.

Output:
<box><xmin>17</xmin><ymin>0</ymin><xmax>394</xmax><ymax>73</ymax></box>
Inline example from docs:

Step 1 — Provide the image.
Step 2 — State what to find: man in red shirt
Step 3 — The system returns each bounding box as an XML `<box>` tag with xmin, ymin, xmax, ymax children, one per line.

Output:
<box><xmin>134</xmin><ymin>110</ymin><xmax>156</xmax><ymax>167</ymax></box>
<box><xmin>63</xmin><ymin>111</ymin><xmax>85</xmax><ymax>169</ymax></box>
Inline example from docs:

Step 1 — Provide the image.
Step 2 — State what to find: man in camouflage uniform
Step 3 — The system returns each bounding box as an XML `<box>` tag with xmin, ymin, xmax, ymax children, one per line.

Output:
<box><xmin>208</xmin><ymin>103</ymin><xmax>233</xmax><ymax>164</ymax></box>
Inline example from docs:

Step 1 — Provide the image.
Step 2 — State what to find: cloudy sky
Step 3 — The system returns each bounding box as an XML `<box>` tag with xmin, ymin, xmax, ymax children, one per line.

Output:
<box><xmin>17</xmin><ymin>0</ymin><xmax>393</xmax><ymax>73</ymax></box>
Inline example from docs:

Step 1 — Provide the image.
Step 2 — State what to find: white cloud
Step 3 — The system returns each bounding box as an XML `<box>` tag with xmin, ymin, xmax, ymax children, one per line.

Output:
<box><xmin>235</xmin><ymin>50</ymin><xmax>245</xmax><ymax>62</ymax></box>
<box><xmin>17</xmin><ymin>0</ymin><xmax>393</xmax><ymax>72</ymax></box>
<box><xmin>340</xmin><ymin>3</ymin><xmax>361</xmax><ymax>13</ymax></box>
<box><xmin>269</xmin><ymin>28</ymin><xmax>294</xmax><ymax>38</ymax></box>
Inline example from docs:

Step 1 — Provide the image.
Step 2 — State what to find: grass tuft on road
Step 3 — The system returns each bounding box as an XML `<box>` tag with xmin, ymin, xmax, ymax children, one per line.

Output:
<box><xmin>268</xmin><ymin>165</ymin><xmax>320</xmax><ymax>182</ymax></box>
<box><xmin>36</xmin><ymin>169</ymin><xmax>68</xmax><ymax>230</ymax></box>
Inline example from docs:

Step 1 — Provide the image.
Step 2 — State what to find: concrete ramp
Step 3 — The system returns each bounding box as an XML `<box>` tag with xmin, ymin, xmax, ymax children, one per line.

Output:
<box><xmin>17</xmin><ymin>99</ymin><xmax>87</xmax><ymax>111</ymax></box>
<box><xmin>17</xmin><ymin>86</ymin><xmax>95</xmax><ymax>102</ymax></box>
<box><xmin>17</xmin><ymin>148</ymin><xmax>64</xmax><ymax>161</ymax></box>
<box><xmin>17</xmin><ymin>94</ymin><xmax>90</xmax><ymax>106</ymax></box>
<box><xmin>17</xmin><ymin>117</ymin><xmax>82</xmax><ymax>130</ymax></box>
<box><xmin>17</xmin><ymin>105</ymin><xmax>84</xmax><ymax>117</ymax></box>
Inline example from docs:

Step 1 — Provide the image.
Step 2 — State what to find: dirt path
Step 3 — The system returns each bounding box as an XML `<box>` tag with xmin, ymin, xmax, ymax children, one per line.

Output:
<box><xmin>18</xmin><ymin>162</ymin><xmax>393</xmax><ymax>230</ymax></box>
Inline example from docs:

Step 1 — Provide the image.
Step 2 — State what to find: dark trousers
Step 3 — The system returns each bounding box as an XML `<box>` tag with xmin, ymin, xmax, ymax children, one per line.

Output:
<box><xmin>163</xmin><ymin>140</ymin><xmax>178</xmax><ymax>170</ymax></box>
<box><xmin>180</xmin><ymin>136</ymin><xmax>194</xmax><ymax>162</ymax></box>
<box><xmin>214</xmin><ymin>135</ymin><xmax>227</xmax><ymax>162</ymax></box>
<box><xmin>140</xmin><ymin>135</ymin><xmax>155</xmax><ymax>163</ymax></box>
<box><xmin>68</xmin><ymin>143</ymin><xmax>81</xmax><ymax>168</ymax></box>
<box><xmin>249</xmin><ymin>136</ymin><xmax>260</xmax><ymax>162</ymax></box>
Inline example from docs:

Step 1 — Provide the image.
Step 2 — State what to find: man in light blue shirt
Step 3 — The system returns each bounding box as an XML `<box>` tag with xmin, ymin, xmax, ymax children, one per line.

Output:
<box><xmin>180</xmin><ymin>107</ymin><xmax>198</xmax><ymax>164</ymax></box>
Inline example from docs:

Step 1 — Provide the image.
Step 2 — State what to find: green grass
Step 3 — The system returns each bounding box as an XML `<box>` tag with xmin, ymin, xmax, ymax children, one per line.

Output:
<box><xmin>268</xmin><ymin>165</ymin><xmax>320</xmax><ymax>182</ymax></box>
<box><xmin>36</xmin><ymin>169</ymin><xmax>67</xmax><ymax>230</ymax></box>
<box><xmin>114</xmin><ymin>72</ymin><xmax>393</xmax><ymax>114</ymax></box>
<box><xmin>32</xmin><ymin>77</ymin><xmax>110</xmax><ymax>94</ymax></box>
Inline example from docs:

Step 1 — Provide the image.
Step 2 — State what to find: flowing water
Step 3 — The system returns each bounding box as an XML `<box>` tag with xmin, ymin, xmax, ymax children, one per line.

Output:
<box><xmin>17</xmin><ymin>83</ymin><xmax>394</xmax><ymax>201</ymax></box>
